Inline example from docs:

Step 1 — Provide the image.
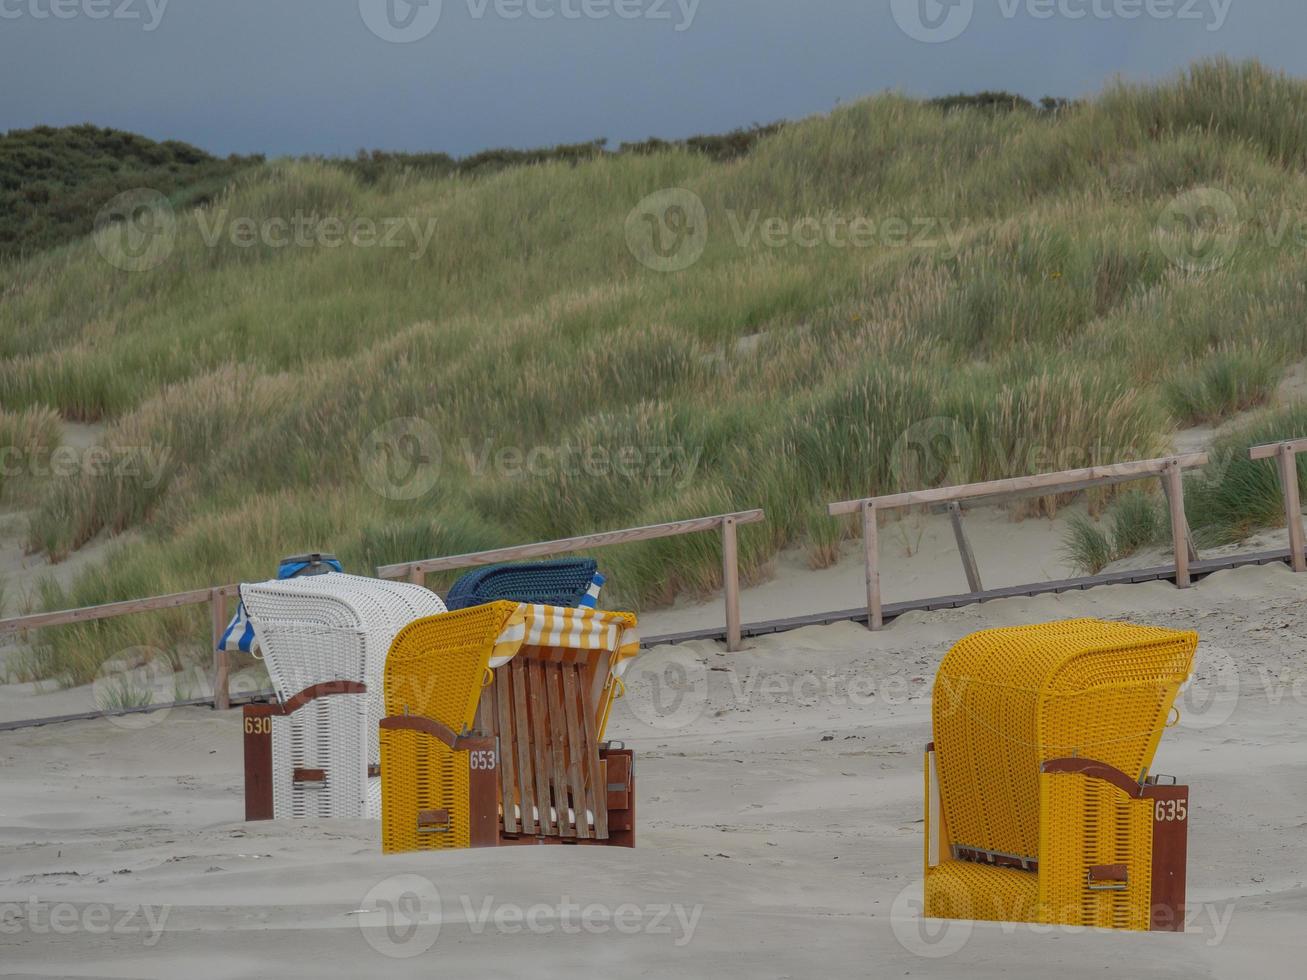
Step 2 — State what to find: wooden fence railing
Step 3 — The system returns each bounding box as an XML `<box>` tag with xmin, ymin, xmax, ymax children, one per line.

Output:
<box><xmin>0</xmin><ymin>584</ymin><xmax>240</xmax><ymax>710</ymax></box>
<box><xmin>827</xmin><ymin>453</ymin><xmax>1211</xmax><ymax>630</ymax></box>
<box><xmin>376</xmin><ymin>510</ymin><xmax>766</xmax><ymax>652</ymax></box>
<box><xmin>7</xmin><ymin>440</ymin><xmax>1307</xmax><ymax>721</ymax></box>
<box><xmin>0</xmin><ymin>511</ymin><xmax>765</xmax><ymax>718</ymax></box>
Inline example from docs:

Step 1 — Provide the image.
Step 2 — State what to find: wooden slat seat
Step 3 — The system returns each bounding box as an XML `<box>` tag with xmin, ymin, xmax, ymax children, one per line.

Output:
<box><xmin>479</xmin><ymin>658</ymin><xmax>608</xmax><ymax>840</ymax></box>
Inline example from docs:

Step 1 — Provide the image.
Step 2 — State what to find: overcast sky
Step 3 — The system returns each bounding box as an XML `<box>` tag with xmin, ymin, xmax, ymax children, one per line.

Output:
<box><xmin>0</xmin><ymin>0</ymin><xmax>1302</xmax><ymax>157</ymax></box>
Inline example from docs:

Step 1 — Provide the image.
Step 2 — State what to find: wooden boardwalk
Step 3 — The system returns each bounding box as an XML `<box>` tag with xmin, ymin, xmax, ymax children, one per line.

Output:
<box><xmin>641</xmin><ymin>546</ymin><xmax>1297</xmax><ymax>645</ymax></box>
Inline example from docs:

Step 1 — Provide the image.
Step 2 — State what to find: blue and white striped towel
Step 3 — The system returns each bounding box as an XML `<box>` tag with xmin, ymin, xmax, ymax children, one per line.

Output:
<box><xmin>578</xmin><ymin>572</ymin><xmax>605</xmax><ymax>609</ymax></box>
<box><xmin>217</xmin><ymin>600</ymin><xmax>259</xmax><ymax>654</ymax></box>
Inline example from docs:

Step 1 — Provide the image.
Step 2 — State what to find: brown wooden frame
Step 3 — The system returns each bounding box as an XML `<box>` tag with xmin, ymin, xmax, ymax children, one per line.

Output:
<box><xmin>466</xmin><ymin>657</ymin><xmax>636</xmax><ymax>848</ymax></box>
<box><xmin>487</xmin><ymin>746</ymin><xmax>635</xmax><ymax>848</ymax></box>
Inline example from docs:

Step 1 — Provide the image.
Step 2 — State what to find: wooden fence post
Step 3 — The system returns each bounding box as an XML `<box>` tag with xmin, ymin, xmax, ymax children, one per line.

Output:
<box><xmin>1159</xmin><ymin>474</ymin><xmax>1200</xmax><ymax>564</ymax></box>
<box><xmin>1165</xmin><ymin>461</ymin><xmax>1191</xmax><ymax>589</ymax></box>
<box><xmin>862</xmin><ymin>502</ymin><xmax>883</xmax><ymax>630</ymax></box>
<box><xmin>948</xmin><ymin>501</ymin><xmax>983</xmax><ymax>594</ymax></box>
<box><xmin>1276</xmin><ymin>444</ymin><xmax>1306</xmax><ymax>573</ymax></box>
<box><xmin>721</xmin><ymin>516</ymin><xmax>742</xmax><ymax>652</ymax></box>
<box><xmin>211</xmin><ymin>588</ymin><xmax>230</xmax><ymax>711</ymax></box>
<box><xmin>408</xmin><ymin>565</ymin><xmax>425</xmax><ymax>586</ymax></box>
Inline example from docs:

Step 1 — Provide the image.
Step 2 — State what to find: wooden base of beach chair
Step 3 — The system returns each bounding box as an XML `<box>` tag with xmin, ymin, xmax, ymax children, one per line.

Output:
<box><xmin>493</xmin><ymin>747</ymin><xmax>635</xmax><ymax>848</ymax></box>
<box><xmin>480</xmin><ymin>658</ymin><xmax>635</xmax><ymax>847</ymax></box>
<box><xmin>242</xmin><ymin>681</ymin><xmax>366</xmax><ymax>822</ymax></box>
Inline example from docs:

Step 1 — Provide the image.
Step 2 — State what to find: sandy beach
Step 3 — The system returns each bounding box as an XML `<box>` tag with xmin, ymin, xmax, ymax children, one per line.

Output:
<box><xmin>2</xmin><ymin>549</ymin><xmax>1305</xmax><ymax>978</ymax></box>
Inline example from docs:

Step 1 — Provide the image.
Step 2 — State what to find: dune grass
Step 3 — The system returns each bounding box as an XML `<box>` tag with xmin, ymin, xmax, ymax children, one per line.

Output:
<box><xmin>1061</xmin><ymin>490</ymin><xmax>1170</xmax><ymax>575</ymax></box>
<box><xmin>1110</xmin><ymin>491</ymin><xmax>1168</xmax><ymax>555</ymax></box>
<box><xmin>1061</xmin><ymin>514</ymin><xmax>1116</xmax><ymax>576</ymax></box>
<box><xmin>12</xmin><ymin>59</ymin><xmax>1307</xmax><ymax>683</ymax></box>
<box><xmin>0</xmin><ymin>405</ymin><xmax>62</xmax><ymax>502</ymax></box>
<box><xmin>1062</xmin><ymin>404</ymin><xmax>1307</xmax><ymax>573</ymax></box>
<box><xmin>1184</xmin><ymin>404</ymin><xmax>1307</xmax><ymax>544</ymax></box>
<box><xmin>1164</xmin><ymin>343</ymin><xmax>1279</xmax><ymax>426</ymax></box>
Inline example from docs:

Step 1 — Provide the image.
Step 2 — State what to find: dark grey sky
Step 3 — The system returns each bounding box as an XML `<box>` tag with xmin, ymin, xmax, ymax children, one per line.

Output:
<box><xmin>0</xmin><ymin>0</ymin><xmax>1300</xmax><ymax>157</ymax></box>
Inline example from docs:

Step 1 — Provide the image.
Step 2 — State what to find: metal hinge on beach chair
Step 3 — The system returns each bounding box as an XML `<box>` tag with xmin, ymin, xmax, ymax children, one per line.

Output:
<box><xmin>379</xmin><ymin>601</ymin><xmax>640</xmax><ymax>853</ymax></box>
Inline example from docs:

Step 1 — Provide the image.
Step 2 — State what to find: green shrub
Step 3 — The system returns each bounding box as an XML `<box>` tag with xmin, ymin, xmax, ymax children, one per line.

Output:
<box><xmin>0</xmin><ymin>124</ymin><xmax>260</xmax><ymax>262</ymax></box>
<box><xmin>1185</xmin><ymin>404</ymin><xmax>1307</xmax><ymax>543</ymax></box>
<box><xmin>1062</xmin><ymin>513</ymin><xmax>1115</xmax><ymax>575</ymax></box>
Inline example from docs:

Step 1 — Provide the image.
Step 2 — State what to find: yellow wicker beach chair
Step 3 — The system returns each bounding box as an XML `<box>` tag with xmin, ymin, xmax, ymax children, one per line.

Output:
<box><xmin>923</xmin><ymin>619</ymin><xmax>1197</xmax><ymax>932</ymax></box>
<box><xmin>379</xmin><ymin>601</ymin><xmax>640</xmax><ymax>853</ymax></box>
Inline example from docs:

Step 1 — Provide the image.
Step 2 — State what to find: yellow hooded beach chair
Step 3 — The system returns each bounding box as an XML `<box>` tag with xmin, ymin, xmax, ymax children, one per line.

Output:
<box><xmin>379</xmin><ymin>601</ymin><xmax>640</xmax><ymax>853</ymax></box>
<box><xmin>924</xmin><ymin>619</ymin><xmax>1197</xmax><ymax>932</ymax></box>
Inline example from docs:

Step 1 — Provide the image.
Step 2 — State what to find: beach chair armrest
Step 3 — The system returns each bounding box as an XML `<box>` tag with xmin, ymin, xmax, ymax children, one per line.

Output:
<box><xmin>379</xmin><ymin>714</ymin><xmax>495</xmax><ymax>752</ymax></box>
<box><xmin>275</xmin><ymin>680</ymin><xmax>367</xmax><ymax>715</ymax></box>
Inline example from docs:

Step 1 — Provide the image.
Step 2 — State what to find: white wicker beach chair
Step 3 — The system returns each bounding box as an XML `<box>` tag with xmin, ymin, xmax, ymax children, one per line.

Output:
<box><xmin>239</xmin><ymin>573</ymin><xmax>446</xmax><ymax>819</ymax></box>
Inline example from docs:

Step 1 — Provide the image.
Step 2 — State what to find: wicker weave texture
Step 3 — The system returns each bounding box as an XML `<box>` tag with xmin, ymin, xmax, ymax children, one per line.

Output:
<box><xmin>241</xmin><ymin>574</ymin><xmax>446</xmax><ymax>819</ymax></box>
<box><xmin>270</xmin><ymin>697</ymin><xmax>368</xmax><ymax>819</ymax></box>
<box><xmin>445</xmin><ymin>559</ymin><xmax>598</xmax><ymax>611</ymax></box>
<box><xmin>932</xmin><ymin>619</ymin><xmax>1196</xmax><ymax>861</ymax></box>
<box><xmin>380</xmin><ymin>604</ymin><xmax>518</xmax><ymax>853</ymax></box>
<box><xmin>380</xmin><ymin>730</ymin><xmax>471</xmax><ymax>852</ymax></box>
<box><xmin>1038</xmin><ymin>771</ymin><xmax>1153</xmax><ymax>930</ymax></box>
<box><xmin>382</xmin><ymin>603</ymin><xmax>519</xmax><ymax>724</ymax></box>
<box><xmin>925</xmin><ymin>860</ymin><xmax>1041</xmax><ymax>923</ymax></box>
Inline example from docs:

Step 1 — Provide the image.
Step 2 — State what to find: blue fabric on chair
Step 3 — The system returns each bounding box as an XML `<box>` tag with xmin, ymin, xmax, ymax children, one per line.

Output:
<box><xmin>445</xmin><ymin>558</ymin><xmax>599</xmax><ymax>611</ymax></box>
<box><xmin>217</xmin><ymin>600</ymin><xmax>258</xmax><ymax>653</ymax></box>
<box><xmin>216</xmin><ymin>554</ymin><xmax>344</xmax><ymax>652</ymax></box>
<box><xmin>277</xmin><ymin>553</ymin><xmax>343</xmax><ymax>579</ymax></box>
<box><xmin>578</xmin><ymin>572</ymin><xmax>605</xmax><ymax>608</ymax></box>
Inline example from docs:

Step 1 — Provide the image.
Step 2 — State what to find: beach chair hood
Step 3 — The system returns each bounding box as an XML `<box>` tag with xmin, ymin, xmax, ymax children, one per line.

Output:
<box><xmin>931</xmin><ymin>618</ymin><xmax>1197</xmax><ymax>862</ymax></box>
